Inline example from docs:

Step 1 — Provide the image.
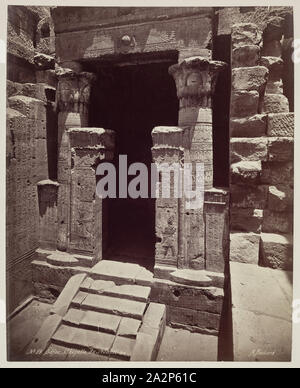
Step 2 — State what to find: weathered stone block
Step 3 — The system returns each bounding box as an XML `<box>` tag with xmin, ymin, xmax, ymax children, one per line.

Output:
<box><xmin>267</xmin><ymin>113</ymin><xmax>294</xmax><ymax>137</ymax></box>
<box><xmin>260</xmin><ymin>232</ymin><xmax>293</xmax><ymax>270</ymax></box>
<box><xmin>232</xmin><ymin>66</ymin><xmax>268</xmax><ymax>92</ymax></box>
<box><xmin>263</xmin><ymin>94</ymin><xmax>289</xmax><ymax>113</ymax></box>
<box><xmin>230</xmin><ymin>232</ymin><xmax>260</xmax><ymax>264</ymax></box>
<box><xmin>263</xmin><ymin>16</ymin><xmax>284</xmax><ymax>43</ymax></box>
<box><xmin>151</xmin><ymin>279</ymin><xmax>223</xmax><ymax>314</ymax></box>
<box><xmin>36</xmin><ymin>69</ymin><xmax>58</xmax><ymax>88</ymax></box>
<box><xmin>230</xmin><ymin>208</ymin><xmax>263</xmax><ymax>233</ymax></box>
<box><xmin>27</xmin><ymin>314</ymin><xmax>62</xmax><ymax>355</ymax></box>
<box><xmin>8</xmin><ymin>95</ymin><xmax>46</xmax><ymax>120</ymax></box>
<box><xmin>268</xmin><ymin>185</ymin><xmax>293</xmax><ymax>212</ymax></box>
<box><xmin>231</xmin><ymin>91</ymin><xmax>259</xmax><ymax>117</ymax></box>
<box><xmin>230</xmin><ymin>114</ymin><xmax>267</xmax><ymax>137</ymax></box>
<box><xmin>231</xmin><ymin>161</ymin><xmax>261</xmax><ymax>185</ymax></box>
<box><xmin>232</xmin><ymin>23</ymin><xmax>262</xmax><ymax>49</ymax></box>
<box><xmin>34</xmin><ymin>53</ymin><xmax>55</xmax><ymax>70</ymax></box>
<box><xmin>231</xmin><ymin>184</ymin><xmax>267</xmax><ymax>209</ymax></box>
<box><xmin>262</xmin><ymin>210</ymin><xmax>293</xmax><ymax>234</ymax></box>
<box><xmin>230</xmin><ymin>138</ymin><xmax>268</xmax><ymax>163</ymax></box>
<box><xmin>268</xmin><ymin>137</ymin><xmax>294</xmax><ymax>162</ymax></box>
<box><xmin>232</xmin><ymin>45</ymin><xmax>260</xmax><ymax>68</ymax></box>
<box><xmin>167</xmin><ymin>305</ymin><xmax>220</xmax><ymax>335</ymax></box>
<box><xmin>7</xmin><ymin>80</ymin><xmax>55</xmax><ymax>103</ymax></box>
<box><xmin>261</xmin><ymin>161</ymin><xmax>293</xmax><ymax>185</ymax></box>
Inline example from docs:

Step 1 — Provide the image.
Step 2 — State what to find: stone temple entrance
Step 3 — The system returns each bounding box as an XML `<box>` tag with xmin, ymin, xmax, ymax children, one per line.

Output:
<box><xmin>89</xmin><ymin>59</ymin><xmax>179</xmax><ymax>270</ymax></box>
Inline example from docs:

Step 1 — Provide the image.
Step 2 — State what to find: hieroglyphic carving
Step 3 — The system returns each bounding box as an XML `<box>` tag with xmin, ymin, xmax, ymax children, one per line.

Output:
<box><xmin>67</xmin><ymin>128</ymin><xmax>115</xmax><ymax>258</ymax></box>
<box><xmin>151</xmin><ymin>127</ymin><xmax>185</xmax><ymax>268</ymax></box>
<box><xmin>169</xmin><ymin>57</ymin><xmax>226</xmax><ymax>269</ymax></box>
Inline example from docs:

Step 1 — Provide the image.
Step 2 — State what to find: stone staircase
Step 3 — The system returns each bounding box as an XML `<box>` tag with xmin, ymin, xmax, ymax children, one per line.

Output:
<box><xmin>27</xmin><ymin>261</ymin><xmax>166</xmax><ymax>361</ymax></box>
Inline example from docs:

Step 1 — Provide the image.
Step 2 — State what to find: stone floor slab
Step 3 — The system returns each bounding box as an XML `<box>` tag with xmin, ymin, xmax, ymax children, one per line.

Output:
<box><xmin>230</xmin><ymin>261</ymin><xmax>293</xmax><ymax>361</ymax></box>
<box><xmin>27</xmin><ymin>313</ymin><xmax>62</xmax><ymax>356</ymax></box>
<box><xmin>232</xmin><ymin>308</ymin><xmax>292</xmax><ymax>361</ymax></box>
<box><xmin>230</xmin><ymin>262</ymin><xmax>292</xmax><ymax>320</ymax></box>
<box><xmin>156</xmin><ymin>327</ymin><xmax>218</xmax><ymax>361</ymax></box>
<box><xmin>42</xmin><ymin>343</ymin><xmax>69</xmax><ymax>361</ymax></box>
<box><xmin>7</xmin><ymin>300</ymin><xmax>51</xmax><ymax>360</ymax></box>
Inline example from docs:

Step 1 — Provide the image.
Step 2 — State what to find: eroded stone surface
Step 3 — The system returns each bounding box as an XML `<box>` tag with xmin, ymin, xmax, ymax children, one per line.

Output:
<box><xmin>231</xmin><ymin>90</ymin><xmax>259</xmax><ymax>117</ymax></box>
<box><xmin>232</xmin><ymin>45</ymin><xmax>260</xmax><ymax>68</ymax></box>
<box><xmin>230</xmin><ymin>114</ymin><xmax>267</xmax><ymax>137</ymax></box>
<box><xmin>263</xmin><ymin>94</ymin><xmax>289</xmax><ymax>113</ymax></box>
<box><xmin>231</xmin><ymin>161</ymin><xmax>261</xmax><ymax>185</ymax></box>
<box><xmin>232</xmin><ymin>66</ymin><xmax>268</xmax><ymax>92</ymax></box>
<box><xmin>232</xmin><ymin>23</ymin><xmax>262</xmax><ymax>48</ymax></box>
<box><xmin>267</xmin><ymin>113</ymin><xmax>294</xmax><ymax>137</ymax></box>
<box><xmin>260</xmin><ymin>233</ymin><xmax>293</xmax><ymax>270</ymax></box>
<box><xmin>230</xmin><ymin>232</ymin><xmax>260</xmax><ymax>264</ymax></box>
<box><xmin>230</xmin><ymin>261</ymin><xmax>292</xmax><ymax>361</ymax></box>
<box><xmin>230</xmin><ymin>138</ymin><xmax>268</xmax><ymax>163</ymax></box>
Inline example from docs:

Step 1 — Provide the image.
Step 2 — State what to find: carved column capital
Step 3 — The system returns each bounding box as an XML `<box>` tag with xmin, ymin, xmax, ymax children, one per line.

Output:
<box><xmin>56</xmin><ymin>69</ymin><xmax>96</xmax><ymax>114</ymax></box>
<box><xmin>169</xmin><ymin>57</ymin><xmax>226</xmax><ymax>109</ymax></box>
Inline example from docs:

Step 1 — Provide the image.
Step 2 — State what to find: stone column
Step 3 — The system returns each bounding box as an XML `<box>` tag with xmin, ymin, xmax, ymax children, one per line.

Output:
<box><xmin>56</xmin><ymin>66</ymin><xmax>96</xmax><ymax>251</ymax></box>
<box><xmin>169</xmin><ymin>57</ymin><xmax>225</xmax><ymax>269</ymax></box>
<box><xmin>151</xmin><ymin>126</ymin><xmax>185</xmax><ymax>272</ymax></box>
<box><xmin>67</xmin><ymin>128</ymin><xmax>115</xmax><ymax>261</ymax></box>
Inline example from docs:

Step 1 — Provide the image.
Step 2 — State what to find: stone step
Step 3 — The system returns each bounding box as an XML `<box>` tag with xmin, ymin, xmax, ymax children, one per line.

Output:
<box><xmin>80</xmin><ymin>277</ymin><xmax>151</xmax><ymax>302</ymax></box>
<box><xmin>51</xmin><ymin>324</ymin><xmax>136</xmax><ymax>360</ymax></box>
<box><xmin>91</xmin><ymin>260</ymin><xmax>153</xmax><ymax>287</ymax></box>
<box><xmin>63</xmin><ymin>308</ymin><xmax>122</xmax><ymax>334</ymax></box>
<box><xmin>51</xmin><ymin>324</ymin><xmax>115</xmax><ymax>356</ymax></box>
<box><xmin>71</xmin><ymin>292</ymin><xmax>147</xmax><ymax>320</ymax></box>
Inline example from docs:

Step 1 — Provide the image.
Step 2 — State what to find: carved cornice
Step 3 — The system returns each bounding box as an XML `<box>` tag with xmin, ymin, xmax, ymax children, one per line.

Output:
<box><xmin>56</xmin><ymin>70</ymin><xmax>96</xmax><ymax>114</ymax></box>
<box><xmin>169</xmin><ymin>57</ymin><xmax>227</xmax><ymax>108</ymax></box>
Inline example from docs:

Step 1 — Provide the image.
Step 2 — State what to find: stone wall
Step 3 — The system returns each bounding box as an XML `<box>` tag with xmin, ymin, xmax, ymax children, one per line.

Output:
<box><xmin>6</xmin><ymin>6</ymin><xmax>57</xmax><ymax>312</ymax></box>
<box><xmin>229</xmin><ymin>16</ymin><xmax>293</xmax><ymax>270</ymax></box>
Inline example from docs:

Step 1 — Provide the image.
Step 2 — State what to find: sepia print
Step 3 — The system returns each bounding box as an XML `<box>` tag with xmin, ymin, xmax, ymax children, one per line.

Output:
<box><xmin>6</xmin><ymin>5</ymin><xmax>294</xmax><ymax>363</ymax></box>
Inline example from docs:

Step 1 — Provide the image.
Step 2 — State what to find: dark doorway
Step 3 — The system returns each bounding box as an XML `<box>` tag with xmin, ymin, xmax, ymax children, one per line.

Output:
<box><xmin>89</xmin><ymin>59</ymin><xmax>179</xmax><ymax>271</ymax></box>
